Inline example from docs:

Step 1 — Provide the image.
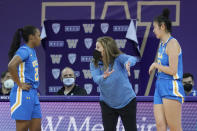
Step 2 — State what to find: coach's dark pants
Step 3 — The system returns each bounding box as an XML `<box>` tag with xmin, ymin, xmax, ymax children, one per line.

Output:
<box><xmin>100</xmin><ymin>98</ymin><xmax>137</xmax><ymax>131</ymax></box>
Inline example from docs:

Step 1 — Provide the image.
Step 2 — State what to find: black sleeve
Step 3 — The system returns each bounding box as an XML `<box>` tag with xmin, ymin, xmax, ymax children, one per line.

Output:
<box><xmin>74</xmin><ymin>87</ymin><xmax>88</xmax><ymax>96</ymax></box>
<box><xmin>57</xmin><ymin>88</ymin><xmax>64</xmax><ymax>95</ymax></box>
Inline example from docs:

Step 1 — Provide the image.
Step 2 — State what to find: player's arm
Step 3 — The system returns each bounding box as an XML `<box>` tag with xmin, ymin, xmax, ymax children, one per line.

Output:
<box><xmin>155</xmin><ymin>39</ymin><xmax>179</xmax><ymax>76</ymax></box>
<box><xmin>8</xmin><ymin>48</ymin><xmax>32</xmax><ymax>90</ymax></box>
<box><xmin>8</xmin><ymin>56</ymin><xmax>23</xmax><ymax>87</ymax></box>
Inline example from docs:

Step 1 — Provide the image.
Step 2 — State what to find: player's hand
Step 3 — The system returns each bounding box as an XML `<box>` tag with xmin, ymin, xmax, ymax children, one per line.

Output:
<box><xmin>126</xmin><ymin>61</ymin><xmax>131</xmax><ymax>76</ymax></box>
<box><xmin>19</xmin><ymin>83</ymin><xmax>32</xmax><ymax>91</ymax></box>
<box><xmin>149</xmin><ymin>62</ymin><xmax>157</xmax><ymax>75</ymax></box>
<box><xmin>103</xmin><ymin>68</ymin><xmax>114</xmax><ymax>79</ymax></box>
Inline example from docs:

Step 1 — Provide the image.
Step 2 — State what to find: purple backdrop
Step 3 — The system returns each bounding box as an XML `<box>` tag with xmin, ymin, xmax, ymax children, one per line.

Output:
<box><xmin>43</xmin><ymin>20</ymin><xmax>141</xmax><ymax>95</ymax></box>
<box><xmin>0</xmin><ymin>0</ymin><xmax>197</xmax><ymax>95</ymax></box>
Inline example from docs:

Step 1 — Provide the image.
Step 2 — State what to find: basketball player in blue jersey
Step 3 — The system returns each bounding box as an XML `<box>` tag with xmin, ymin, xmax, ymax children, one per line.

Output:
<box><xmin>8</xmin><ymin>25</ymin><xmax>41</xmax><ymax>131</ymax></box>
<box><xmin>149</xmin><ymin>9</ymin><xmax>185</xmax><ymax>131</ymax></box>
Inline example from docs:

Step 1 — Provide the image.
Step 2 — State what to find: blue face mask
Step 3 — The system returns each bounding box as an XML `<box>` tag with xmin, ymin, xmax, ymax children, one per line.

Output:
<box><xmin>63</xmin><ymin>78</ymin><xmax>75</xmax><ymax>87</ymax></box>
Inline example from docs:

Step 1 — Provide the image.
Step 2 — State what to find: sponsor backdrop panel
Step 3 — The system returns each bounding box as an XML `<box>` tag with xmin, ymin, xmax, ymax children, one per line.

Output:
<box><xmin>43</xmin><ymin>20</ymin><xmax>142</xmax><ymax>95</ymax></box>
<box><xmin>0</xmin><ymin>101</ymin><xmax>196</xmax><ymax>131</ymax></box>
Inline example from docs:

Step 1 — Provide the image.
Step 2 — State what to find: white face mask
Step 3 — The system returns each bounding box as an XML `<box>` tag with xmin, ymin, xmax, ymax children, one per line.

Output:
<box><xmin>63</xmin><ymin>78</ymin><xmax>75</xmax><ymax>87</ymax></box>
<box><xmin>3</xmin><ymin>79</ymin><xmax>14</xmax><ymax>89</ymax></box>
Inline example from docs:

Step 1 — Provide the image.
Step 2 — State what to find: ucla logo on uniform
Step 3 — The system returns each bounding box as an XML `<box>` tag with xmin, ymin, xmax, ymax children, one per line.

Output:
<box><xmin>68</xmin><ymin>53</ymin><xmax>77</xmax><ymax>64</ymax></box>
<box><xmin>84</xmin><ymin>84</ymin><xmax>93</xmax><ymax>95</ymax></box>
<box><xmin>101</xmin><ymin>23</ymin><xmax>109</xmax><ymax>34</ymax></box>
<box><xmin>32</xmin><ymin>60</ymin><xmax>38</xmax><ymax>67</ymax></box>
<box><xmin>84</xmin><ymin>38</ymin><xmax>93</xmax><ymax>49</ymax></box>
<box><xmin>50</xmin><ymin>54</ymin><xmax>62</xmax><ymax>64</ymax></box>
<box><xmin>52</xmin><ymin>23</ymin><xmax>60</xmax><ymax>34</ymax></box>
<box><xmin>52</xmin><ymin>68</ymin><xmax>60</xmax><ymax>79</ymax></box>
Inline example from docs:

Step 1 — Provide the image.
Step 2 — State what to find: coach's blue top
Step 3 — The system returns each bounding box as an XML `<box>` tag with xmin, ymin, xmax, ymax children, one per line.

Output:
<box><xmin>15</xmin><ymin>44</ymin><xmax>39</xmax><ymax>88</ymax></box>
<box><xmin>90</xmin><ymin>54</ymin><xmax>139</xmax><ymax>109</ymax></box>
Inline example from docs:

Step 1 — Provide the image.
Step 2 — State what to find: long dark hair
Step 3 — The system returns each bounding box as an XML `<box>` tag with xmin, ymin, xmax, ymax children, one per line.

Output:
<box><xmin>154</xmin><ymin>8</ymin><xmax>172</xmax><ymax>33</ymax></box>
<box><xmin>8</xmin><ymin>25</ymin><xmax>37</xmax><ymax>61</ymax></box>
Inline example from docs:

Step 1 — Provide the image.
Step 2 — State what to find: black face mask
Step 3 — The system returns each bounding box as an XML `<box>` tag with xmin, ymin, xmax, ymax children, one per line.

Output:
<box><xmin>184</xmin><ymin>84</ymin><xmax>193</xmax><ymax>92</ymax></box>
<box><xmin>93</xmin><ymin>49</ymin><xmax>102</xmax><ymax>61</ymax></box>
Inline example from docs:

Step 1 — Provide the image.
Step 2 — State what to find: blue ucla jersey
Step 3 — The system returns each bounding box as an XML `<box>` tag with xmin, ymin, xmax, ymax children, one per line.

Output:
<box><xmin>10</xmin><ymin>44</ymin><xmax>41</xmax><ymax>120</ymax></box>
<box><xmin>15</xmin><ymin>44</ymin><xmax>39</xmax><ymax>88</ymax></box>
<box><xmin>157</xmin><ymin>36</ymin><xmax>183</xmax><ymax>80</ymax></box>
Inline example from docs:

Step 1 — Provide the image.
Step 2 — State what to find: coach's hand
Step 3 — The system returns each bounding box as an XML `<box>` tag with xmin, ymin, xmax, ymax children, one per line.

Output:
<box><xmin>126</xmin><ymin>61</ymin><xmax>131</xmax><ymax>76</ymax></box>
<box><xmin>103</xmin><ymin>68</ymin><xmax>114</xmax><ymax>79</ymax></box>
<box><xmin>19</xmin><ymin>83</ymin><xmax>32</xmax><ymax>91</ymax></box>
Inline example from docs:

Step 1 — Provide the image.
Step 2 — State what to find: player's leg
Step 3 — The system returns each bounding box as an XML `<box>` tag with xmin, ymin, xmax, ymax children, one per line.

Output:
<box><xmin>16</xmin><ymin>120</ymin><xmax>30</xmax><ymax>131</ymax></box>
<box><xmin>29</xmin><ymin>118</ymin><xmax>41</xmax><ymax>131</ymax></box>
<box><xmin>154</xmin><ymin>104</ymin><xmax>167</xmax><ymax>131</ymax></box>
<box><xmin>154</xmin><ymin>79</ymin><xmax>167</xmax><ymax>131</ymax></box>
<box><xmin>100</xmin><ymin>101</ymin><xmax>119</xmax><ymax>131</ymax></box>
<box><xmin>119</xmin><ymin>98</ymin><xmax>137</xmax><ymax>131</ymax></box>
<box><xmin>10</xmin><ymin>87</ymin><xmax>33</xmax><ymax>131</ymax></box>
<box><xmin>163</xmin><ymin>98</ymin><xmax>182</xmax><ymax>131</ymax></box>
<box><xmin>30</xmin><ymin>89</ymin><xmax>42</xmax><ymax>131</ymax></box>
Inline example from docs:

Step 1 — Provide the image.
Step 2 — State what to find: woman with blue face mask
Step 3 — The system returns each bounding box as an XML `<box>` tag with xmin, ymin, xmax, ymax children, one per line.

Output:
<box><xmin>57</xmin><ymin>67</ymin><xmax>87</xmax><ymax>96</ymax></box>
<box><xmin>90</xmin><ymin>36</ymin><xmax>140</xmax><ymax>131</ymax></box>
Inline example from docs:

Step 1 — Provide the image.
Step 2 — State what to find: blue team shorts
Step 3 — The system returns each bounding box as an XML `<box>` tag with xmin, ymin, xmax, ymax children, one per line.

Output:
<box><xmin>10</xmin><ymin>85</ymin><xmax>42</xmax><ymax>120</ymax></box>
<box><xmin>154</xmin><ymin>78</ymin><xmax>185</xmax><ymax>104</ymax></box>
